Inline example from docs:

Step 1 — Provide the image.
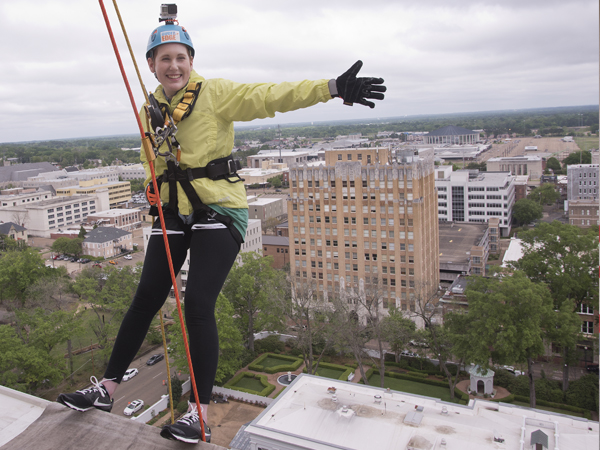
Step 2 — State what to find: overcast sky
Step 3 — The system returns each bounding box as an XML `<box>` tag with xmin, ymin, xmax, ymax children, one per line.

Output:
<box><xmin>1</xmin><ymin>0</ymin><xmax>598</xmax><ymax>143</ymax></box>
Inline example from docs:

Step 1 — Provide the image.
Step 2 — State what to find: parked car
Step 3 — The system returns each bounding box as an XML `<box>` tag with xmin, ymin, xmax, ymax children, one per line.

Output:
<box><xmin>146</xmin><ymin>354</ymin><xmax>164</xmax><ymax>365</ymax></box>
<box><xmin>109</xmin><ymin>260</ymin><xmax>117</xmax><ymax>265</ymax></box>
<box><xmin>501</xmin><ymin>365</ymin><xmax>524</xmax><ymax>376</ymax></box>
<box><xmin>124</xmin><ymin>255</ymin><xmax>133</xmax><ymax>260</ymax></box>
<box><xmin>123</xmin><ymin>399</ymin><xmax>144</xmax><ymax>416</ymax></box>
<box><xmin>93</xmin><ymin>263</ymin><xmax>102</xmax><ymax>268</ymax></box>
<box><xmin>122</xmin><ymin>368</ymin><xmax>139</xmax><ymax>381</ymax></box>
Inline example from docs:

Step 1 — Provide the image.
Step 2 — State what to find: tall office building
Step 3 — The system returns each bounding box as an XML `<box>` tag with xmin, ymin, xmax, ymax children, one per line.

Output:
<box><xmin>288</xmin><ymin>147</ymin><xmax>439</xmax><ymax>317</ymax></box>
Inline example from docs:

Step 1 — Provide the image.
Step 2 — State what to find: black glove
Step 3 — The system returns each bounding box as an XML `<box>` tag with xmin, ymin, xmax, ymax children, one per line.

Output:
<box><xmin>335</xmin><ymin>60</ymin><xmax>386</xmax><ymax>108</ymax></box>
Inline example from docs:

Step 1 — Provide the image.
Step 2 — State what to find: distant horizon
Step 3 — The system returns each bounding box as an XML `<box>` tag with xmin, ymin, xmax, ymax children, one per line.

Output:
<box><xmin>2</xmin><ymin>104</ymin><xmax>597</xmax><ymax>145</ymax></box>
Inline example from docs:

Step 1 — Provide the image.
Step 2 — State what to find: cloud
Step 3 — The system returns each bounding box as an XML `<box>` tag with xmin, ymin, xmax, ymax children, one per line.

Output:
<box><xmin>0</xmin><ymin>0</ymin><xmax>597</xmax><ymax>142</ymax></box>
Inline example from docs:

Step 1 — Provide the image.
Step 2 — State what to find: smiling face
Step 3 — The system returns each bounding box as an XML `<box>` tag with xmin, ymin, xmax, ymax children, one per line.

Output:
<box><xmin>147</xmin><ymin>43</ymin><xmax>193</xmax><ymax>99</ymax></box>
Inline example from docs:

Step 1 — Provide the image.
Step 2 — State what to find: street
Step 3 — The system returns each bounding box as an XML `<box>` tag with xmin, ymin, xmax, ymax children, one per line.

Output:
<box><xmin>111</xmin><ymin>352</ymin><xmax>181</xmax><ymax>417</ymax></box>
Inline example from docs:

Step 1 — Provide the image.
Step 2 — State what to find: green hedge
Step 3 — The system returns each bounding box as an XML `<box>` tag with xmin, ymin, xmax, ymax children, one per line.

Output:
<box><xmin>514</xmin><ymin>395</ymin><xmax>589</xmax><ymax>415</ymax></box>
<box><xmin>303</xmin><ymin>362</ymin><xmax>354</xmax><ymax>381</ymax></box>
<box><xmin>489</xmin><ymin>394</ymin><xmax>515</xmax><ymax>403</ymax></box>
<box><xmin>248</xmin><ymin>353</ymin><xmax>303</xmax><ymax>374</ymax></box>
<box><xmin>223</xmin><ymin>371</ymin><xmax>276</xmax><ymax>397</ymax></box>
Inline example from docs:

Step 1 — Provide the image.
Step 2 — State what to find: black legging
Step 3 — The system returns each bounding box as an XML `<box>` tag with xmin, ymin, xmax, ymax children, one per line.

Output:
<box><xmin>103</xmin><ymin>209</ymin><xmax>240</xmax><ymax>404</ymax></box>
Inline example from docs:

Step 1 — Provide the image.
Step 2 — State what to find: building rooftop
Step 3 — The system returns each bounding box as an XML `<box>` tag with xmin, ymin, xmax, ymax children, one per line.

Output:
<box><xmin>248</xmin><ymin>197</ymin><xmax>284</xmax><ymax>206</ymax></box>
<box><xmin>88</xmin><ymin>209</ymin><xmax>140</xmax><ymax>217</ymax></box>
<box><xmin>426</xmin><ymin>125</ymin><xmax>477</xmax><ymax>136</ymax></box>
<box><xmin>438</xmin><ymin>222</ymin><xmax>487</xmax><ymax>268</ymax></box>
<box><xmin>262</xmin><ymin>235</ymin><xmax>289</xmax><ymax>246</ymax></box>
<box><xmin>83</xmin><ymin>226</ymin><xmax>131</xmax><ymax>243</ymax></box>
<box><xmin>0</xmin><ymin>222</ymin><xmax>26</xmax><ymax>234</ymax></box>
<box><xmin>245</xmin><ymin>374</ymin><xmax>598</xmax><ymax>450</ymax></box>
<box><xmin>0</xmin><ymin>385</ymin><xmax>219</xmax><ymax>450</ymax></box>
<box><xmin>0</xmin><ymin>162</ymin><xmax>59</xmax><ymax>183</ymax></box>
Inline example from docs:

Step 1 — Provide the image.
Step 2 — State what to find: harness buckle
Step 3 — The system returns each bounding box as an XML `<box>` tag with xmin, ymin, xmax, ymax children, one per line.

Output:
<box><xmin>227</xmin><ymin>159</ymin><xmax>236</xmax><ymax>175</ymax></box>
<box><xmin>186</xmin><ymin>167</ymin><xmax>194</xmax><ymax>182</ymax></box>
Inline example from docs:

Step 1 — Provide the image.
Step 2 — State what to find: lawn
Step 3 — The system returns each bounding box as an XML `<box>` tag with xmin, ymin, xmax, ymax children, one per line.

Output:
<box><xmin>231</xmin><ymin>375</ymin><xmax>267</xmax><ymax>392</ymax></box>
<box><xmin>366</xmin><ymin>373</ymin><xmax>460</xmax><ymax>404</ymax></box>
<box><xmin>259</xmin><ymin>355</ymin><xmax>300</xmax><ymax>368</ymax></box>
<box><xmin>575</xmin><ymin>136</ymin><xmax>599</xmax><ymax>152</ymax></box>
<box><xmin>314</xmin><ymin>367</ymin><xmax>347</xmax><ymax>380</ymax></box>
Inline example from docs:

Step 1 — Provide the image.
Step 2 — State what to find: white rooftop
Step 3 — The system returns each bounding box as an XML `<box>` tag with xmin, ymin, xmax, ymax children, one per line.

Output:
<box><xmin>246</xmin><ymin>374</ymin><xmax>598</xmax><ymax>450</ymax></box>
<box><xmin>248</xmin><ymin>197</ymin><xmax>284</xmax><ymax>206</ymax></box>
<box><xmin>88</xmin><ymin>208</ymin><xmax>139</xmax><ymax>216</ymax></box>
<box><xmin>502</xmin><ymin>237</ymin><xmax>524</xmax><ymax>268</ymax></box>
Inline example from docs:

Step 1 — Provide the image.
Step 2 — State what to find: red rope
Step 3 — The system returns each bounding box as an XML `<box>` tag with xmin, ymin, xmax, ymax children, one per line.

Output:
<box><xmin>98</xmin><ymin>0</ymin><xmax>205</xmax><ymax>441</ymax></box>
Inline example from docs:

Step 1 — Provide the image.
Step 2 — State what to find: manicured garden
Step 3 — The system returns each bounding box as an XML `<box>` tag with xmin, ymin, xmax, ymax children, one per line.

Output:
<box><xmin>366</xmin><ymin>372</ymin><xmax>460</xmax><ymax>404</ymax></box>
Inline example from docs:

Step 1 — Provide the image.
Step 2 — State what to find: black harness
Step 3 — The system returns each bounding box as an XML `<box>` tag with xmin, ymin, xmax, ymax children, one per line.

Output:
<box><xmin>145</xmin><ymin>82</ymin><xmax>244</xmax><ymax>245</ymax></box>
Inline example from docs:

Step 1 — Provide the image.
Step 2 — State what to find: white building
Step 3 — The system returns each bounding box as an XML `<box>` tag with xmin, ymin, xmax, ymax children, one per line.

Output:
<box><xmin>0</xmin><ymin>187</ymin><xmax>107</xmax><ymax>237</ymax></box>
<box><xmin>435</xmin><ymin>166</ymin><xmax>515</xmax><ymax>237</ymax></box>
<box><xmin>82</xmin><ymin>226</ymin><xmax>133</xmax><ymax>259</ymax></box>
<box><xmin>247</xmin><ymin>197</ymin><xmax>286</xmax><ymax>225</ymax></box>
<box><xmin>566</xmin><ymin>164</ymin><xmax>599</xmax><ymax>201</ymax></box>
<box><xmin>236</xmin><ymin>374</ymin><xmax>599</xmax><ymax>450</ymax></box>
<box><xmin>117</xmin><ymin>164</ymin><xmax>146</xmax><ymax>181</ymax></box>
<box><xmin>486</xmin><ymin>155</ymin><xmax>545</xmax><ymax>180</ymax></box>
<box><xmin>86</xmin><ymin>208</ymin><xmax>142</xmax><ymax>231</ymax></box>
<box><xmin>247</xmin><ymin>150</ymin><xmax>311</xmax><ymax>168</ymax></box>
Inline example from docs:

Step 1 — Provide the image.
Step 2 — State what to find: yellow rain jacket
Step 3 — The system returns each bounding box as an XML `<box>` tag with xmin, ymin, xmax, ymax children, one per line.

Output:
<box><xmin>141</xmin><ymin>70</ymin><xmax>332</xmax><ymax>216</ymax></box>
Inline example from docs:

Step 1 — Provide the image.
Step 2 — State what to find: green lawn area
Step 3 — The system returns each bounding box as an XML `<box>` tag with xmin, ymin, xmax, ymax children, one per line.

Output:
<box><xmin>366</xmin><ymin>373</ymin><xmax>460</xmax><ymax>404</ymax></box>
<box><xmin>314</xmin><ymin>367</ymin><xmax>346</xmax><ymax>380</ymax></box>
<box><xmin>259</xmin><ymin>355</ymin><xmax>300</xmax><ymax>368</ymax></box>
<box><xmin>575</xmin><ymin>136</ymin><xmax>599</xmax><ymax>152</ymax></box>
<box><xmin>231</xmin><ymin>376</ymin><xmax>265</xmax><ymax>392</ymax></box>
<box><xmin>512</xmin><ymin>401</ymin><xmax>585</xmax><ymax>418</ymax></box>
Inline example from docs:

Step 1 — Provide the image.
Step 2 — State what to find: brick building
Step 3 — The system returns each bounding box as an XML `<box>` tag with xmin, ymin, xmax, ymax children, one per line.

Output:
<box><xmin>288</xmin><ymin>147</ymin><xmax>439</xmax><ymax>322</ymax></box>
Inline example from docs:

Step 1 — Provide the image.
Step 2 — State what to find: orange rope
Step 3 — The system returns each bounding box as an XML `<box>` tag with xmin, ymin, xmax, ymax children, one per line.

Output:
<box><xmin>98</xmin><ymin>0</ymin><xmax>205</xmax><ymax>441</ymax></box>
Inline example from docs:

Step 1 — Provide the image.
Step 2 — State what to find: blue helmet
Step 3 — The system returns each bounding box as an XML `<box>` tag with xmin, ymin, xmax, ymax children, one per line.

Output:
<box><xmin>146</xmin><ymin>23</ymin><xmax>195</xmax><ymax>59</ymax></box>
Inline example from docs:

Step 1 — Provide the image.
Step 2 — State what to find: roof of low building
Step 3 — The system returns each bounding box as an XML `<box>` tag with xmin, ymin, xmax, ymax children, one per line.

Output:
<box><xmin>262</xmin><ymin>235</ymin><xmax>289</xmax><ymax>246</ymax></box>
<box><xmin>426</xmin><ymin>125</ymin><xmax>478</xmax><ymax>137</ymax></box>
<box><xmin>0</xmin><ymin>222</ymin><xmax>26</xmax><ymax>234</ymax></box>
<box><xmin>83</xmin><ymin>226</ymin><xmax>131</xmax><ymax>243</ymax></box>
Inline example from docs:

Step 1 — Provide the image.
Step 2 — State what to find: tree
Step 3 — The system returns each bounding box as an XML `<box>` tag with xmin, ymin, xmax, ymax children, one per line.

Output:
<box><xmin>222</xmin><ymin>252</ymin><xmax>287</xmax><ymax>351</ymax></box>
<box><xmin>527</xmin><ymin>183</ymin><xmax>560</xmax><ymax>205</ymax></box>
<box><xmin>282</xmin><ymin>279</ymin><xmax>336</xmax><ymax>375</ymax></box>
<box><xmin>267</xmin><ymin>175</ymin><xmax>283</xmax><ymax>189</ymax></box>
<box><xmin>514</xmin><ymin>222</ymin><xmax>598</xmax><ymax>311</ymax></box>
<box><xmin>329</xmin><ymin>295</ymin><xmax>372</xmax><ymax>384</ymax></box>
<box><xmin>381</xmin><ymin>306</ymin><xmax>415</xmax><ymax>363</ymax></box>
<box><xmin>562</xmin><ymin>151</ymin><xmax>591</xmax><ymax>168</ymax></box>
<box><xmin>409</xmin><ymin>281</ymin><xmax>465</xmax><ymax>399</ymax></box>
<box><xmin>464</xmin><ymin>272</ymin><xmax>555</xmax><ymax>407</ymax></box>
<box><xmin>547</xmin><ymin>301</ymin><xmax>583</xmax><ymax>391</ymax></box>
<box><xmin>546</xmin><ymin>157</ymin><xmax>561</xmax><ymax>173</ymax></box>
<box><xmin>0</xmin><ymin>248</ymin><xmax>49</xmax><ymax>307</ymax></box>
<box><xmin>10</xmin><ymin>211</ymin><xmax>29</xmax><ymax>228</ymax></box>
<box><xmin>71</xmin><ymin>266</ymin><xmax>139</xmax><ymax>364</ymax></box>
<box><xmin>169</xmin><ymin>293</ymin><xmax>245</xmax><ymax>384</ymax></box>
<box><xmin>512</xmin><ymin>198</ymin><xmax>543</xmax><ymax>226</ymax></box>
<box><xmin>78</xmin><ymin>226</ymin><xmax>87</xmax><ymax>239</ymax></box>
<box><xmin>0</xmin><ymin>324</ymin><xmax>66</xmax><ymax>393</ymax></box>
<box><xmin>52</xmin><ymin>237</ymin><xmax>83</xmax><ymax>257</ymax></box>
<box><xmin>513</xmin><ymin>222</ymin><xmax>598</xmax><ymax>390</ymax></box>
<box><xmin>346</xmin><ymin>278</ymin><xmax>389</xmax><ymax>388</ymax></box>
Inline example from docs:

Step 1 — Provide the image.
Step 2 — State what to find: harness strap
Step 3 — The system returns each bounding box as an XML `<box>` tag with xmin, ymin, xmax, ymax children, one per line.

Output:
<box><xmin>171</xmin><ymin>82</ymin><xmax>201</xmax><ymax>124</ymax></box>
<box><xmin>152</xmin><ymin>161</ymin><xmax>243</xmax><ymax>246</ymax></box>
